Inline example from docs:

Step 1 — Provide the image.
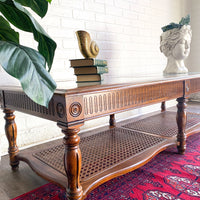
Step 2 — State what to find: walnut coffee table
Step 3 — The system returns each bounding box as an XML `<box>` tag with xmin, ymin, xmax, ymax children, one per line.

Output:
<box><xmin>1</xmin><ymin>73</ymin><xmax>200</xmax><ymax>200</ymax></box>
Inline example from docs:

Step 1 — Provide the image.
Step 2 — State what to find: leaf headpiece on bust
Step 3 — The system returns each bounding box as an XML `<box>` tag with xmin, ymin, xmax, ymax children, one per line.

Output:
<box><xmin>161</xmin><ymin>15</ymin><xmax>190</xmax><ymax>32</ymax></box>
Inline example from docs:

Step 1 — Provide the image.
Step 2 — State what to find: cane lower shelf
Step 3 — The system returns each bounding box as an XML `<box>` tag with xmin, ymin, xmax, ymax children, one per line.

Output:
<box><xmin>16</xmin><ymin>109</ymin><xmax>200</xmax><ymax>198</ymax></box>
<box><xmin>122</xmin><ymin>111</ymin><xmax>200</xmax><ymax>137</ymax></box>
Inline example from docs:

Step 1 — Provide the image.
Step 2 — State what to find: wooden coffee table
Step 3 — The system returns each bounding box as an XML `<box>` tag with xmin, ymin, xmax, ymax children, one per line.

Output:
<box><xmin>1</xmin><ymin>73</ymin><xmax>200</xmax><ymax>200</ymax></box>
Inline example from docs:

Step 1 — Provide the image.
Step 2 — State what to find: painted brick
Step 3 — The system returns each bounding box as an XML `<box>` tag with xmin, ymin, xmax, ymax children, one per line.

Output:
<box><xmin>85</xmin><ymin>21</ymin><xmax>107</xmax><ymax>31</ymax></box>
<box><xmin>63</xmin><ymin>39</ymin><xmax>78</xmax><ymax>49</ymax></box>
<box><xmin>95</xmin><ymin>0</ymin><xmax>114</xmax><ymax>6</ymax></box>
<box><xmin>48</xmin><ymin>27</ymin><xmax>73</xmax><ymax>38</ymax></box>
<box><xmin>84</xmin><ymin>0</ymin><xmax>105</xmax><ymax>13</ymax></box>
<box><xmin>114</xmin><ymin>0</ymin><xmax>131</xmax><ymax>9</ymax></box>
<box><xmin>96</xmin><ymin>13</ymin><xmax>116</xmax><ymax>24</ymax></box>
<box><xmin>61</xmin><ymin>18</ymin><xmax>85</xmax><ymax>29</ymax></box>
<box><xmin>59</xmin><ymin>0</ymin><xmax>84</xmax><ymax>10</ymax></box>
<box><xmin>48</xmin><ymin>6</ymin><xmax>73</xmax><ymax>17</ymax></box>
<box><xmin>73</xmin><ymin>9</ymin><xmax>95</xmax><ymax>21</ymax></box>
<box><xmin>41</xmin><ymin>16</ymin><xmax>61</xmax><ymax>27</ymax></box>
<box><xmin>105</xmin><ymin>6</ymin><xmax>123</xmax><ymax>16</ymax></box>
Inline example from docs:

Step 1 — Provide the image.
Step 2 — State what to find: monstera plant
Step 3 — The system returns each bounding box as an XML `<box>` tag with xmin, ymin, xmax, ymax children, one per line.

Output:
<box><xmin>0</xmin><ymin>0</ymin><xmax>57</xmax><ymax>107</ymax></box>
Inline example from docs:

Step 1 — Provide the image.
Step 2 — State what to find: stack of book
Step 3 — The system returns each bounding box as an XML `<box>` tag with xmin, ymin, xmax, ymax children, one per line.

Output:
<box><xmin>70</xmin><ymin>58</ymin><xmax>108</xmax><ymax>86</ymax></box>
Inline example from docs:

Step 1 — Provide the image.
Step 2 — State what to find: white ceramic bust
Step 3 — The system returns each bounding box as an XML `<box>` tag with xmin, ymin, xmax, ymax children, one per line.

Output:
<box><xmin>160</xmin><ymin>25</ymin><xmax>192</xmax><ymax>74</ymax></box>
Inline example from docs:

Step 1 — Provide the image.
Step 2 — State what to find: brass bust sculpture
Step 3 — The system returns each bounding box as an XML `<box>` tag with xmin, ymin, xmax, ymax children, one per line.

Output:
<box><xmin>76</xmin><ymin>30</ymin><xmax>99</xmax><ymax>58</ymax></box>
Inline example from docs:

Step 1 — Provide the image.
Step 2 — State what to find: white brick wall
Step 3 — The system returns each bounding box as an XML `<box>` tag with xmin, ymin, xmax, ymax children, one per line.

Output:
<box><xmin>183</xmin><ymin>0</ymin><xmax>200</xmax><ymax>100</ymax></box>
<box><xmin>0</xmin><ymin>0</ymin><xmax>186</xmax><ymax>155</ymax></box>
<box><xmin>184</xmin><ymin>0</ymin><xmax>200</xmax><ymax>72</ymax></box>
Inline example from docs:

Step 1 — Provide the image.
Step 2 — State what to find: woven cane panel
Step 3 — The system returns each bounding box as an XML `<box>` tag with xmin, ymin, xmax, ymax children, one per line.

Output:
<box><xmin>122</xmin><ymin>111</ymin><xmax>200</xmax><ymax>137</ymax></box>
<box><xmin>33</xmin><ymin>127</ymin><xmax>165</xmax><ymax>181</ymax></box>
<box><xmin>4</xmin><ymin>91</ymin><xmax>55</xmax><ymax>116</ymax></box>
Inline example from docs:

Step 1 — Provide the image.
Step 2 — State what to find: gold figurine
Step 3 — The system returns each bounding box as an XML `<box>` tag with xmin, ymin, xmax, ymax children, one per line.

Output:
<box><xmin>76</xmin><ymin>30</ymin><xmax>99</xmax><ymax>58</ymax></box>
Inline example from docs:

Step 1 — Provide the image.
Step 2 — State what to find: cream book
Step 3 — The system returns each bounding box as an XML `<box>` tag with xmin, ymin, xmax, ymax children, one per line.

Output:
<box><xmin>76</xmin><ymin>74</ymin><xmax>103</xmax><ymax>82</ymax></box>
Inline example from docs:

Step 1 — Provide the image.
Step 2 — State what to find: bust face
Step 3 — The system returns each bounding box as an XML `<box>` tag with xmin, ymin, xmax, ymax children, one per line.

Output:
<box><xmin>172</xmin><ymin>33</ymin><xmax>191</xmax><ymax>60</ymax></box>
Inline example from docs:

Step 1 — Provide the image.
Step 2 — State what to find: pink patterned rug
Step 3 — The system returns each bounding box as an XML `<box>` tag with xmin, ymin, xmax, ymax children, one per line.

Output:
<box><xmin>12</xmin><ymin>133</ymin><xmax>200</xmax><ymax>200</ymax></box>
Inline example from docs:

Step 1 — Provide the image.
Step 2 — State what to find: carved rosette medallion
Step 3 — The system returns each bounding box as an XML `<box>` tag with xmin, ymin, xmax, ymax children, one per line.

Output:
<box><xmin>56</xmin><ymin>103</ymin><xmax>65</xmax><ymax>118</ymax></box>
<box><xmin>69</xmin><ymin>102</ymin><xmax>82</xmax><ymax>117</ymax></box>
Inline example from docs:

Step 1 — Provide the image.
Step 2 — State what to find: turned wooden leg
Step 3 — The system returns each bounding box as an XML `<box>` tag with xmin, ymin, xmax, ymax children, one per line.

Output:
<box><xmin>4</xmin><ymin>109</ymin><xmax>19</xmax><ymax>170</ymax></box>
<box><xmin>109</xmin><ymin>114</ymin><xmax>116</xmax><ymax>127</ymax></box>
<box><xmin>161</xmin><ymin>101</ymin><xmax>166</xmax><ymax>112</ymax></box>
<box><xmin>176</xmin><ymin>97</ymin><xmax>187</xmax><ymax>155</ymax></box>
<box><xmin>59</xmin><ymin>125</ymin><xmax>83</xmax><ymax>200</ymax></box>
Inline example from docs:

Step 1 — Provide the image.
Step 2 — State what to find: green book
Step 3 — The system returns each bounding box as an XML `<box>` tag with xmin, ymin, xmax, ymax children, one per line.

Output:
<box><xmin>73</xmin><ymin>66</ymin><xmax>108</xmax><ymax>75</ymax></box>
<box><xmin>70</xmin><ymin>58</ymin><xmax>107</xmax><ymax>67</ymax></box>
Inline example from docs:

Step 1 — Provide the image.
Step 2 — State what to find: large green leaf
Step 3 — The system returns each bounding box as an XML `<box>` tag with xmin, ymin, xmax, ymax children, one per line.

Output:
<box><xmin>0</xmin><ymin>41</ymin><xmax>57</xmax><ymax>107</ymax></box>
<box><xmin>0</xmin><ymin>0</ymin><xmax>32</xmax><ymax>31</ymax></box>
<box><xmin>0</xmin><ymin>15</ymin><xmax>19</xmax><ymax>43</ymax></box>
<box><xmin>14</xmin><ymin>0</ymin><xmax>48</xmax><ymax>18</ymax></box>
<box><xmin>14</xmin><ymin>1</ymin><xmax>56</xmax><ymax>71</ymax></box>
<box><xmin>0</xmin><ymin>0</ymin><xmax>57</xmax><ymax>71</ymax></box>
